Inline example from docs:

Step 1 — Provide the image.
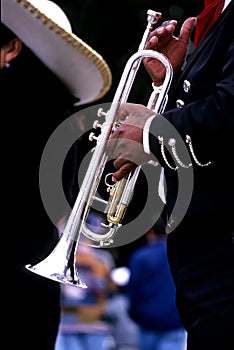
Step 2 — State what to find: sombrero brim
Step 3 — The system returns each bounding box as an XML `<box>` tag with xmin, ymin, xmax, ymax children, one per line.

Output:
<box><xmin>2</xmin><ymin>0</ymin><xmax>112</xmax><ymax>105</ymax></box>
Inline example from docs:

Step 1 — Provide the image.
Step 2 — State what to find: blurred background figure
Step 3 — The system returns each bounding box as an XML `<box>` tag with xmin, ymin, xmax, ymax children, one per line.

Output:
<box><xmin>55</xmin><ymin>243</ymin><xmax>116</xmax><ymax>350</ymax></box>
<box><xmin>104</xmin><ymin>266</ymin><xmax>140</xmax><ymax>350</ymax></box>
<box><xmin>126</xmin><ymin>220</ymin><xmax>187</xmax><ymax>350</ymax></box>
<box><xmin>55</xmin><ymin>211</ymin><xmax>116</xmax><ymax>350</ymax></box>
<box><xmin>55</xmin><ymin>210</ymin><xmax>141</xmax><ymax>350</ymax></box>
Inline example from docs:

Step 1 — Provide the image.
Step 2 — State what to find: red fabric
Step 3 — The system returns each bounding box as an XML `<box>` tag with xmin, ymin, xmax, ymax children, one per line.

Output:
<box><xmin>194</xmin><ymin>0</ymin><xmax>225</xmax><ymax>47</ymax></box>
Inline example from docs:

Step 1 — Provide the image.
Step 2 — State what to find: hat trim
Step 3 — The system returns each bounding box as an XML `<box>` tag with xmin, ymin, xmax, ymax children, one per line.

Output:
<box><xmin>17</xmin><ymin>0</ymin><xmax>112</xmax><ymax>102</ymax></box>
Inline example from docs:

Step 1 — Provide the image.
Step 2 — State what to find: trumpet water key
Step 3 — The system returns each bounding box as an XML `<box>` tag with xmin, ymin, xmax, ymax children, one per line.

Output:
<box><xmin>26</xmin><ymin>9</ymin><xmax>173</xmax><ymax>287</ymax></box>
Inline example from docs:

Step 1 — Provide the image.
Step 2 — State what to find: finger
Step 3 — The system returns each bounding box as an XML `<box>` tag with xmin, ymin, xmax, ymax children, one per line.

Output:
<box><xmin>112</xmin><ymin>162</ymin><xmax>136</xmax><ymax>182</ymax></box>
<box><xmin>160</xmin><ymin>20</ymin><xmax>177</xmax><ymax>33</ymax></box>
<box><xmin>113</xmin><ymin>157</ymin><xmax>132</xmax><ymax>169</ymax></box>
<box><xmin>115</xmin><ymin>102</ymin><xmax>133</xmax><ymax>121</ymax></box>
<box><xmin>179</xmin><ymin>17</ymin><xmax>197</xmax><ymax>44</ymax></box>
<box><xmin>161</xmin><ymin>19</ymin><xmax>178</xmax><ymax>27</ymax></box>
<box><xmin>146</xmin><ymin>35</ymin><xmax>158</xmax><ymax>50</ymax></box>
<box><xmin>149</xmin><ymin>20</ymin><xmax>177</xmax><ymax>38</ymax></box>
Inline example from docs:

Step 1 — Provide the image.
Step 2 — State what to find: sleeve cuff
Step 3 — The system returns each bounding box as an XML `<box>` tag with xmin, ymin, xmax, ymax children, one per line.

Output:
<box><xmin>143</xmin><ymin>115</ymin><xmax>156</xmax><ymax>154</ymax></box>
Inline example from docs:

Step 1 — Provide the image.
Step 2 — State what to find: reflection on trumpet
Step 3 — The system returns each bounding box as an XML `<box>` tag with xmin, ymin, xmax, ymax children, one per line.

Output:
<box><xmin>26</xmin><ymin>9</ymin><xmax>173</xmax><ymax>287</ymax></box>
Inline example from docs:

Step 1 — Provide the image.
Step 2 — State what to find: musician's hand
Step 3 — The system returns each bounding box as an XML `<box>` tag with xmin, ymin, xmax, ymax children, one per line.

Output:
<box><xmin>144</xmin><ymin>17</ymin><xmax>196</xmax><ymax>85</ymax></box>
<box><xmin>106</xmin><ymin>103</ymin><xmax>154</xmax><ymax>182</ymax></box>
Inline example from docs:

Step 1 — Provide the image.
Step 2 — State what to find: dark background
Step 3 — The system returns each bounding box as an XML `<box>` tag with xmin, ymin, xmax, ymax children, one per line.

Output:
<box><xmin>54</xmin><ymin>0</ymin><xmax>203</xmax><ymax>105</ymax></box>
<box><xmin>53</xmin><ymin>0</ymin><xmax>204</xmax><ymax>266</ymax></box>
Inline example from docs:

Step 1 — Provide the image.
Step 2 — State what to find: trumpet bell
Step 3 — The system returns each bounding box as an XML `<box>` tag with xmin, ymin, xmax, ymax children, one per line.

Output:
<box><xmin>26</xmin><ymin>235</ymin><xmax>87</xmax><ymax>288</ymax></box>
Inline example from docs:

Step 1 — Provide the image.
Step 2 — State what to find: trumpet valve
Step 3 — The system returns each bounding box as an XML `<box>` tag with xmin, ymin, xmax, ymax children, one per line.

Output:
<box><xmin>93</xmin><ymin>120</ymin><xmax>102</xmax><ymax>129</ymax></box>
<box><xmin>97</xmin><ymin>108</ymin><xmax>107</xmax><ymax>118</ymax></box>
<box><xmin>89</xmin><ymin>132</ymin><xmax>99</xmax><ymax>142</ymax></box>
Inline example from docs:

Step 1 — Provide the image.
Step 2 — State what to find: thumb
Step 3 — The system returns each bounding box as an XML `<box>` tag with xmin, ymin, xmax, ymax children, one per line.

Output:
<box><xmin>179</xmin><ymin>17</ymin><xmax>197</xmax><ymax>44</ymax></box>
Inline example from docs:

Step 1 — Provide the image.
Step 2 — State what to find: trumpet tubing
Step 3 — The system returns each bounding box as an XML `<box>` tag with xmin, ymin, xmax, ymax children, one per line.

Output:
<box><xmin>106</xmin><ymin>174</ymin><xmax>132</xmax><ymax>225</ymax></box>
<box><xmin>26</xmin><ymin>9</ymin><xmax>173</xmax><ymax>287</ymax></box>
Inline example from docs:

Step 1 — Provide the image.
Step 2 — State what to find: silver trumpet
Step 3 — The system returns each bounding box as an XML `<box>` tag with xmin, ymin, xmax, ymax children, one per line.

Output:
<box><xmin>26</xmin><ymin>9</ymin><xmax>173</xmax><ymax>287</ymax></box>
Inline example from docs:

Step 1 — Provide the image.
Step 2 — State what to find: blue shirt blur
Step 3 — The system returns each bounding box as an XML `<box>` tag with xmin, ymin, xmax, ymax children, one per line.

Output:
<box><xmin>126</xmin><ymin>237</ymin><xmax>183</xmax><ymax>332</ymax></box>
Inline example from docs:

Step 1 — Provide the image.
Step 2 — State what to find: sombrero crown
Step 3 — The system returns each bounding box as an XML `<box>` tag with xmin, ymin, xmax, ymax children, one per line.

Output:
<box><xmin>2</xmin><ymin>0</ymin><xmax>112</xmax><ymax>105</ymax></box>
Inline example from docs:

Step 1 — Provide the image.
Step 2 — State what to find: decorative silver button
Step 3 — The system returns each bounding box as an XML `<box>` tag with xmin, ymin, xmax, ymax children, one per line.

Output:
<box><xmin>168</xmin><ymin>138</ymin><xmax>176</xmax><ymax>146</ymax></box>
<box><xmin>183</xmin><ymin>80</ymin><xmax>191</xmax><ymax>93</ymax></box>
<box><xmin>176</xmin><ymin>99</ymin><xmax>184</xmax><ymax>108</ymax></box>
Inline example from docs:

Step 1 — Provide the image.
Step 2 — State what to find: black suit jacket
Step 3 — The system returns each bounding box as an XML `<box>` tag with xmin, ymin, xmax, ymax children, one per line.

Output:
<box><xmin>148</xmin><ymin>1</ymin><xmax>234</xmax><ymax>222</ymax></box>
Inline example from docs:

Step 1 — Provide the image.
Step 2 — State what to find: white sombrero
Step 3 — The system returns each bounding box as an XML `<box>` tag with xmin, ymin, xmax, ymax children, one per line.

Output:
<box><xmin>1</xmin><ymin>0</ymin><xmax>112</xmax><ymax>105</ymax></box>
